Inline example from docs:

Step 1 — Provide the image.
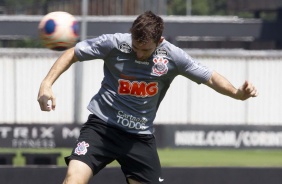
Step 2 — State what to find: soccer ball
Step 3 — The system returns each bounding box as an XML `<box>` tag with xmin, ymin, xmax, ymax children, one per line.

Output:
<box><xmin>38</xmin><ymin>11</ymin><xmax>79</xmax><ymax>51</ymax></box>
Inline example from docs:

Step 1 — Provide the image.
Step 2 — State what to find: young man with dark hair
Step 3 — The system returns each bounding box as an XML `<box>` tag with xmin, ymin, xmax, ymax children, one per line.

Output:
<box><xmin>37</xmin><ymin>11</ymin><xmax>258</xmax><ymax>184</ymax></box>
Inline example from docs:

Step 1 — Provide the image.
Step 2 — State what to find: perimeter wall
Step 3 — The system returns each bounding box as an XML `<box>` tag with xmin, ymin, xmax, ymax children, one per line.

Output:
<box><xmin>0</xmin><ymin>48</ymin><xmax>281</xmax><ymax>125</ymax></box>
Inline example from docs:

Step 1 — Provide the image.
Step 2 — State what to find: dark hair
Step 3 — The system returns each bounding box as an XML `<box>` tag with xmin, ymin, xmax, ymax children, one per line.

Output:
<box><xmin>130</xmin><ymin>11</ymin><xmax>164</xmax><ymax>44</ymax></box>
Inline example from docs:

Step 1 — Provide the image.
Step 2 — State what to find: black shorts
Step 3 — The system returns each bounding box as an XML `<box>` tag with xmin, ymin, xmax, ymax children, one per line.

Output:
<box><xmin>65</xmin><ymin>114</ymin><xmax>162</xmax><ymax>184</ymax></box>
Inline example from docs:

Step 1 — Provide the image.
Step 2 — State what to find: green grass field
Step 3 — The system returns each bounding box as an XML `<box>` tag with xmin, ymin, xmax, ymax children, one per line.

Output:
<box><xmin>2</xmin><ymin>148</ymin><xmax>282</xmax><ymax>167</ymax></box>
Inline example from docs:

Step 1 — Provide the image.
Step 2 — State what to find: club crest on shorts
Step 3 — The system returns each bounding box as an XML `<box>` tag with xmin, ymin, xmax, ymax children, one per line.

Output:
<box><xmin>74</xmin><ymin>141</ymin><xmax>89</xmax><ymax>155</ymax></box>
<box><xmin>151</xmin><ymin>57</ymin><xmax>169</xmax><ymax>76</ymax></box>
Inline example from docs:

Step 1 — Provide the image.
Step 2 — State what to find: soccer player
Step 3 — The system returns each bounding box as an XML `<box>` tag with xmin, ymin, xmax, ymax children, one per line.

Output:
<box><xmin>37</xmin><ymin>11</ymin><xmax>258</xmax><ymax>184</ymax></box>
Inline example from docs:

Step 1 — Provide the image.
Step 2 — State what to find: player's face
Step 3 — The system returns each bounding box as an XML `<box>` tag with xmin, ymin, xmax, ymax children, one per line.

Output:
<box><xmin>132</xmin><ymin>39</ymin><xmax>159</xmax><ymax>61</ymax></box>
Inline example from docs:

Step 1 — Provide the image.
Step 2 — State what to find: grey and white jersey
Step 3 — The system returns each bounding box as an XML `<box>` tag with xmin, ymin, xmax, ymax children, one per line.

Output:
<box><xmin>75</xmin><ymin>33</ymin><xmax>212</xmax><ymax>134</ymax></box>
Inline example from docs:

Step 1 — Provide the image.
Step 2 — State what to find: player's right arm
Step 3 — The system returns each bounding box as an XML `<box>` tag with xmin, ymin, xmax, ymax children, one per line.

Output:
<box><xmin>37</xmin><ymin>47</ymin><xmax>78</xmax><ymax>111</ymax></box>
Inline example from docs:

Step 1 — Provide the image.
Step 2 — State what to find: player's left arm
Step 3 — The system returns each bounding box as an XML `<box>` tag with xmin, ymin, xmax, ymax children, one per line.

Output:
<box><xmin>205</xmin><ymin>71</ymin><xmax>259</xmax><ymax>101</ymax></box>
<box><xmin>37</xmin><ymin>47</ymin><xmax>78</xmax><ymax>111</ymax></box>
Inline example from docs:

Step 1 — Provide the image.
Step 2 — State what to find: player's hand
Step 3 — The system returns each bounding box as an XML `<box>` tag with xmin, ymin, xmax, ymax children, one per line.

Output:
<box><xmin>237</xmin><ymin>81</ymin><xmax>258</xmax><ymax>100</ymax></box>
<box><xmin>37</xmin><ymin>83</ymin><xmax>56</xmax><ymax>111</ymax></box>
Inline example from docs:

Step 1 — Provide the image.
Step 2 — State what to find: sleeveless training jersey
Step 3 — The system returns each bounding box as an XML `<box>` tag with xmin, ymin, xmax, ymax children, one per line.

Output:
<box><xmin>75</xmin><ymin>33</ymin><xmax>213</xmax><ymax>134</ymax></box>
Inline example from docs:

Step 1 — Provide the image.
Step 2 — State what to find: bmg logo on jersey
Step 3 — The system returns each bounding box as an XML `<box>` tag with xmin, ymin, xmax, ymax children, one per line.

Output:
<box><xmin>118</xmin><ymin>79</ymin><xmax>158</xmax><ymax>97</ymax></box>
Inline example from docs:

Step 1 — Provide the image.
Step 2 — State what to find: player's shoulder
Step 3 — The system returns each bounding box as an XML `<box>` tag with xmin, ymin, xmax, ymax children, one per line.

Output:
<box><xmin>159</xmin><ymin>39</ymin><xmax>188</xmax><ymax>60</ymax></box>
<box><xmin>112</xmin><ymin>33</ymin><xmax>131</xmax><ymax>41</ymax></box>
<box><xmin>81</xmin><ymin>33</ymin><xmax>130</xmax><ymax>46</ymax></box>
<box><xmin>160</xmin><ymin>39</ymin><xmax>179</xmax><ymax>51</ymax></box>
<box><xmin>103</xmin><ymin>33</ymin><xmax>131</xmax><ymax>44</ymax></box>
<box><xmin>101</xmin><ymin>33</ymin><xmax>131</xmax><ymax>50</ymax></box>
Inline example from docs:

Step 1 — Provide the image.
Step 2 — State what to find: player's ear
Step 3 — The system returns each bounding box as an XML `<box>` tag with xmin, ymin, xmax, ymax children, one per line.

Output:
<box><xmin>157</xmin><ymin>37</ymin><xmax>164</xmax><ymax>46</ymax></box>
